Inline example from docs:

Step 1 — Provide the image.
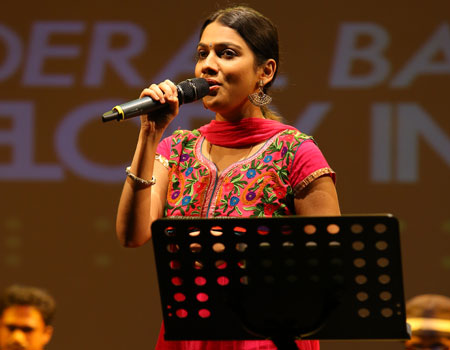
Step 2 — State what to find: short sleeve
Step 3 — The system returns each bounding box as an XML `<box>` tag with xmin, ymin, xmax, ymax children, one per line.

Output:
<box><xmin>289</xmin><ymin>139</ymin><xmax>336</xmax><ymax>192</ymax></box>
<box><xmin>155</xmin><ymin>135</ymin><xmax>172</xmax><ymax>169</ymax></box>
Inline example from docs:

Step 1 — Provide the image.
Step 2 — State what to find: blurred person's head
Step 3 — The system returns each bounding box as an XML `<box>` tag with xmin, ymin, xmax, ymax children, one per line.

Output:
<box><xmin>406</xmin><ymin>294</ymin><xmax>450</xmax><ymax>350</ymax></box>
<box><xmin>0</xmin><ymin>285</ymin><xmax>55</xmax><ymax>350</ymax></box>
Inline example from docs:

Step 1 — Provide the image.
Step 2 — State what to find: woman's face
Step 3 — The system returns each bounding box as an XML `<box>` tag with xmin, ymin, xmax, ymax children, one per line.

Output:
<box><xmin>195</xmin><ymin>21</ymin><xmax>263</xmax><ymax>119</ymax></box>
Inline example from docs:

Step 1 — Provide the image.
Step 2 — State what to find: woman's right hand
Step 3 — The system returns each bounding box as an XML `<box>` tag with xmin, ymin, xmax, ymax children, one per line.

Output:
<box><xmin>139</xmin><ymin>79</ymin><xmax>179</xmax><ymax>134</ymax></box>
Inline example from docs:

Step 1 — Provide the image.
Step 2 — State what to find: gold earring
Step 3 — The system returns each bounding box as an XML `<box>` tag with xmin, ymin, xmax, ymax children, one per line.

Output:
<box><xmin>248</xmin><ymin>80</ymin><xmax>272</xmax><ymax>106</ymax></box>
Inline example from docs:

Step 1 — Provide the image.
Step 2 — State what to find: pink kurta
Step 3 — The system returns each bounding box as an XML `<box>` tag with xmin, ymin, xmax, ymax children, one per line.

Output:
<box><xmin>154</xmin><ymin>127</ymin><xmax>335</xmax><ymax>350</ymax></box>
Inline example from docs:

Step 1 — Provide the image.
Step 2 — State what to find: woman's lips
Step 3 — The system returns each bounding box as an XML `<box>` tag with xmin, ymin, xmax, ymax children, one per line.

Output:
<box><xmin>205</xmin><ymin>79</ymin><xmax>221</xmax><ymax>95</ymax></box>
<box><xmin>205</xmin><ymin>77</ymin><xmax>219</xmax><ymax>83</ymax></box>
<box><xmin>205</xmin><ymin>78</ymin><xmax>220</xmax><ymax>86</ymax></box>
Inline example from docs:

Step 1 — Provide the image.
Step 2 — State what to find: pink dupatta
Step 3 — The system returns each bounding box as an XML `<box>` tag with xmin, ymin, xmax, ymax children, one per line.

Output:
<box><xmin>198</xmin><ymin>117</ymin><xmax>297</xmax><ymax>147</ymax></box>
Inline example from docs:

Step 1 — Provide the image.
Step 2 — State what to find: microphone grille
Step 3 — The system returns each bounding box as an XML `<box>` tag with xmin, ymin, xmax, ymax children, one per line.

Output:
<box><xmin>178</xmin><ymin>78</ymin><xmax>210</xmax><ymax>105</ymax></box>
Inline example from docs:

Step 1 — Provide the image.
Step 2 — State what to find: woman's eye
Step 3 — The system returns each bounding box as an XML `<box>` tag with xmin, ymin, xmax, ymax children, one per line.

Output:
<box><xmin>220</xmin><ymin>49</ymin><xmax>236</xmax><ymax>58</ymax></box>
<box><xmin>196</xmin><ymin>51</ymin><xmax>208</xmax><ymax>60</ymax></box>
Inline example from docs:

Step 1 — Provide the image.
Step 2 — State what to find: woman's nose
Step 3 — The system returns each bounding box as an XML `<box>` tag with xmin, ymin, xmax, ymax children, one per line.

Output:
<box><xmin>201</xmin><ymin>52</ymin><xmax>218</xmax><ymax>75</ymax></box>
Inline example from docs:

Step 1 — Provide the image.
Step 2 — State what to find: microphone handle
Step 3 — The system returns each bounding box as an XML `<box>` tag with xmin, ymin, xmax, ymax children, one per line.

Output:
<box><xmin>102</xmin><ymin>86</ymin><xmax>184</xmax><ymax>122</ymax></box>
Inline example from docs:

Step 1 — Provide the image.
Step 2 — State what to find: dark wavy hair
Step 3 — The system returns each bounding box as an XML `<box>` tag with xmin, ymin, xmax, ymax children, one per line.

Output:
<box><xmin>200</xmin><ymin>6</ymin><xmax>281</xmax><ymax>120</ymax></box>
<box><xmin>0</xmin><ymin>285</ymin><xmax>56</xmax><ymax>325</ymax></box>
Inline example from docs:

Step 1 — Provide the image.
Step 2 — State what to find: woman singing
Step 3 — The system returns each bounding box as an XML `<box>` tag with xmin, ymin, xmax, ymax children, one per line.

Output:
<box><xmin>116</xmin><ymin>5</ymin><xmax>340</xmax><ymax>350</ymax></box>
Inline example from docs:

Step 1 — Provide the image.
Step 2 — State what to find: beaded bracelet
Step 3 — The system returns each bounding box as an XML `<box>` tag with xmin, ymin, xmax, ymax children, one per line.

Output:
<box><xmin>125</xmin><ymin>166</ymin><xmax>156</xmax><ymax>186</ymax></box>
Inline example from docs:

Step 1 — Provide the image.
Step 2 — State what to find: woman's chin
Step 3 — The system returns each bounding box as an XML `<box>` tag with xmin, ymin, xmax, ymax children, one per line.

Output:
<box><xmin>202</xmin><ymin>95</ymin><xmax>221</xmax><ymax>110</ymax></box>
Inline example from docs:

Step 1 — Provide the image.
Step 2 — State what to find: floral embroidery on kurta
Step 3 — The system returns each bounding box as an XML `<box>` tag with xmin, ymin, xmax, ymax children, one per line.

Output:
<box><xmin>163</xmin><ymin>129</ymin><xmax>321</xmax><ymax>218</ymax></box>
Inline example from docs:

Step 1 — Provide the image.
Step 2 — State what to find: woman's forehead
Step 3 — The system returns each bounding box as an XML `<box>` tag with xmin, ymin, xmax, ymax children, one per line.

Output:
<box><xmin>199</xmin><ymin>22</ymin><xmax>247</xmax><ymax>48</ymax></box>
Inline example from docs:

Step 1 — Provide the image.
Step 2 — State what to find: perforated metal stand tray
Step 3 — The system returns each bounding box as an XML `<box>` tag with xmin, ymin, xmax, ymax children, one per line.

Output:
<box><xmin>151</xmin><ymin>214</ymin><xmax>409</xmax><ymax>342</ymax></box>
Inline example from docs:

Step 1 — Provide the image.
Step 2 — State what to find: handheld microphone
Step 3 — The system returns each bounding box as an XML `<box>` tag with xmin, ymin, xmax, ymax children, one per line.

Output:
<box><xmin>102</xmin><ymin>78</ymin><xmax>210</xmax><ymax>122</ymax></box>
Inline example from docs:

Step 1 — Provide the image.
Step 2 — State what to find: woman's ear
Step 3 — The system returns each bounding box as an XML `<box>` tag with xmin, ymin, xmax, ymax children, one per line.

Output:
<box><xmin>261</xmin><ymin>59</ymin><xmax>277</xmax><ymax>86</ymax></box>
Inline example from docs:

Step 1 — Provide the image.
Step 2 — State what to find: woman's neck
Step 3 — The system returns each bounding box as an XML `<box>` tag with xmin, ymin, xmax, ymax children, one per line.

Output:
<box><xmin>214</xmin><ymin>102</ymin><xmax>264</xmax><ymax>122</ymax></box>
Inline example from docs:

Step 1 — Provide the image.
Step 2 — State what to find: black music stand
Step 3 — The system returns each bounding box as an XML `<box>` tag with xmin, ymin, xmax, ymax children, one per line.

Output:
<box><xmin>151</xmin><ymin>214</ymin><xmax>410</xmax><ymax>349</ymax></box>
